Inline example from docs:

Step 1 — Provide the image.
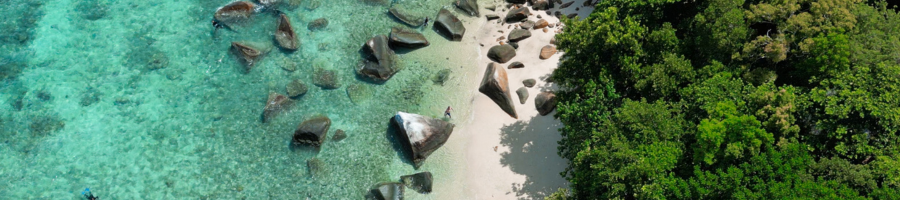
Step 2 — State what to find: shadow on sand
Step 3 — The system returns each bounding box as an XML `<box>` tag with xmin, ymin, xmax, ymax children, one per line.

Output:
<box><xmin>499</xmin><ymin>111</ymin><xmax>569</xmax><ymax>199</ymax></box>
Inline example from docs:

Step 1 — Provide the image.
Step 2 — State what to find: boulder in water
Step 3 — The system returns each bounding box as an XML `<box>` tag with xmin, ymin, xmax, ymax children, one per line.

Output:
<box><xmin>358</xmin><ymin>35</ymin><xmax>399</xmax><ymax>81</ymax></box>
<box><xmin>274</xmin><ymin>14</ymin><xmax>300</xmax><ymax>50</ymax></box>
<box><xmin>214</xmin><ymin>1</ymin><xmax>255</xmax><ymax>24</ymax></box>
<box><xmin>479</xmin><ymin>63</ymin><xmax>518</xmax><ymax>118</ymax></box>
<box><xmin>435</xmin><ymin>8</ymin><xmax>466</xmax><ymax>41</ymax></box>
<box><xmin>505</xmin><ymin>7</ymin><xmax>530</xmax><ymax>22</ymax></box>
<box><xmin>368</xmin><ymin>182</ymin><xmax>404</xmax><ymax>200</ymax></box>
<box><xmin>391</xmin><ymin>112</ymin><xmax>455</xmax><ymax>168</ymax></box>
<box><xmin>401</xmin><ymin>172</ymin><xmax>433</xmax><ymax>194</ymax></box>
<box><xmin>314</xmin><ymin>67</ymin><xmax>341</xmax><ymax>89</ymax></box>
<box><xmin>455</xmin><ymin>0</ymin><xmax>479</xmax><ymax>16</ymax></box>
<box><xmin>389</xmin><ymin>27</ymin><xmax>429</xmax><ymax>48</ymax></box>
<box><xmin>307</xmin><ymin>18</ymin><xmax>328</xmax><ymax>31</ymax></box>
<box><xmin>292</xmin><ymin>115</ymin><xmax>332</xmax><ymax>147</ymax></box>
<box><xmin>535</xmin><ymin>91</ymin><xmax>557</xmax><ymax>116</ymax></box>
<box><xmin>231</xmin><ymin>42</ymin><xmax>265</xmax><ymax>72</ymax></box>
<box><xmin>262</xmin><ymin>92</ymin><xmax>292</xmax><ymax>122</ymax></box>
<box><xmin>487</xmin><ymin>44</ymin><xmax>516</xmax><ymax>63</ymax></box>
<box><xmin>332</xmin><ymin>129</ymin><xmax>347</xmax><ymax>141</ymax></box>
<box><xmin>389</xmin><ymin>7</ymin><xmax>426</xmax><ymax>27</ymax></box>
<box><xmin>533</xmin><ymin>0</ymin><xmax>552</xmax><ymax>10</ymax></box>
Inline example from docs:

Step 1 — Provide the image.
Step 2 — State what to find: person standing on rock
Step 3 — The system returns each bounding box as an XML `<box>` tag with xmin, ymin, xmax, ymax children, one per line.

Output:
<box><xmin>445</xmin><ymin>106</ymin><xmax>453</xmax><ymax>119</ymax></box>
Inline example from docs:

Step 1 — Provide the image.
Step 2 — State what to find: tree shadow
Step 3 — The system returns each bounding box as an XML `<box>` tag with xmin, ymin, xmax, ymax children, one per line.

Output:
<box><xmin>499</xmin><ymin>112</ymin><xmax>569</xmax><ymax>199</ymax></box>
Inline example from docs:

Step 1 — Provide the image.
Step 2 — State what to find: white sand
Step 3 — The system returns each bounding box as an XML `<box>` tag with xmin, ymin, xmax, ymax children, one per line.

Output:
<box><xmin>448</xmin><ymin>1</ymin><xmax>595</xmax><ymax>199</ymax></box>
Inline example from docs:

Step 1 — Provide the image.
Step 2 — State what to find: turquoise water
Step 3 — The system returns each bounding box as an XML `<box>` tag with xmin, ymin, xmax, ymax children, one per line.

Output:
<box><xmin>0</xmin><ymin>0</ymin><xmax>482</xmax><ymax>198</ymax></box>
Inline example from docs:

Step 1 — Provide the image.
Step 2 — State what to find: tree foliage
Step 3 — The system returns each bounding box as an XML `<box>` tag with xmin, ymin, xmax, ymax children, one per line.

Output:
<box><xmin>551</xmin><ymin>0</ymin><xmax>900</xmax><ymax>199</ymax></box>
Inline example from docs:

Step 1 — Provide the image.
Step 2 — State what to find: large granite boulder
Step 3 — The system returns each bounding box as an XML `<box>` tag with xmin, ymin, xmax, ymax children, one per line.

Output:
<box><xmin>455</xmin><ymin>0</ymin><xmax>479</xmax><ymax>16</ymax></box>
<box><xmin>292</xmin><ymin>115</ymin><xmax>332</xmax><ymax>147</ymax></box>
<box><xmin>479</xmin><ymin>63</ymin><xmax>518</xmax><ymax>118</ymax></box>
<box><xmin>389</xmin><ymin>7</ymin><xmax>426</xmax><ymax>27</ymax></box>
<box><xmin>389</xmin><ymin>27</ymin><xmax>429</xmax><ymax>48</ymax></box>
<box><xmin>487</xmin><ymin>44</ymin><xmax>516</xmax><ymax>63</ymax></box>
<box><xmin>435</xmin><ymin>8</ymin><xmax>466</xmax><ymax>41</ymax></box>
<box><xmin>535</xmin><ymin>91</ymin><xmax>557</xmax><ymax>116</ymax></box>
<box><xmin>391</xmin><ymin>112</ymin><xmax>455</xmax><ymax>168</ymax></box>
<box><xmin>505</xmin><ymin>7</ymin><xmax>530</xmax><ymax>22</ymax></box>
<box><xmin>274</xmin><ymin>14</ymin><xmax>300</xmax><ymax>50</ymax></box>
<box><xmin>401</xmin><ymin>172</ymin><xmax>433</xmax><ymax>194</ymax></box>
<box><xmin>358</xmin><ymin>35</ymin><xmax>399</xmax><ymax>81</ymax></box>
<box><xmin>508</xmin><ymin>29</ymin><xmax>531</xmax><ymax>42</ymax></box>
<box><xmin>369</xmin><ymin>182</ymin><xmax>404</xmax><ymax>200</ymax></box>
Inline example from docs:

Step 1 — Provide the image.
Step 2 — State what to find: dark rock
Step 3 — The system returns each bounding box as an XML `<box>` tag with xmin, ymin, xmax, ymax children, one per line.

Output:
<box><xmin>534</xmin><ymin>19</ymin><xmax>549</xmax><ymax>29</ymax></box>
<box><xmin>286</xmin><ymin>79</ymin><xmax>308</xmax><ymax>98</ymax></box>
<box><xmin>560</xmin><ymin>1</ymin><xmax>574</xmax><ymax>8</ymax></box>
<box><xmin>314</xmin><ymin>67</ymin><xmax>341</xmax><ymax>89</ymax></box>
<box><xmin>516</xmin><ymin>87</ymin><xmax>528</xmax><ymax>104</ymax></box>
<box><xmin>292</xmin><ymin>115</ymin><xmax>332</xmax><ymax>147</ymax></box>
<box><xmin>369</xmin><ymin>182</ymin><xmax>404</xmax><ymax>200</ymax></box>
<box><xmin>389</xmin><ymin>27</ymin><xmax>429</xmax><ymax>48</ymax></box>
<box><xmin>391</xmin><ymin>112</ymin><xmax>455</xmax><ymax>168</ymax></box>
<box><xmin>231</xmin><ymin>42</ymin><xmax>265</xmax><ymax>72</ymax></box>
<box><xmin>214</xmin><ymin>1</ymin><xmax>255</xmax><ymax>24</ymax></box>
<box><xmin>308</xmin><ymin>18</ymin><xmax>329</xmax><ymax>31</ymax></box>
<box><xmin>332</xmin><ymin>129</ymin><xmax>347</xmax><ymax>141</ymax></box>
<box><xmin>487</xmin><ymin>44</ymin><xmax>516</xmax><ymax>63</ymax></box>
<box><xmin>523</xmin><ymin>78</ymin><xmax>536</xmax><ymax>87</ymax></box>
<box><xmin>567</xmin><ymin>13</ymin><xmax>578</xmax><ymax>19</ymax></box>
<box><xmin>509</xmin><ymin>42</ymin><xmax>519</xmax><ymax>49</ymax></box>
<box><xmin>389</xmin><ymin>7</ymin><xmax>426</xmax><ymax>27</ymax></box>
<box><xmin>520</xmin><ymin>20</ymin><xmax>535</xmax><ymax>29</ymax></box>
<box><xmin>507</xmin><ymin>61</ymin><xmax>524</xmax><ymax>69</ymax></box>
<box><xmin>508</xmin><ymin>29</ymin><xmax>531</xmax><ymax>42</ymax></box>
<box><xmin>540</xmin><ymin>45</ymin><xmax>557</xmax><ymax>59</ymax></box>
<box><xmin>401</xmin><ymin>172</ymin><xmax>433</xmax><ymax>194</ymax></box>
<box><xmin>359</xmin><ymin>35</ymin><xmax>399</xmax><ymax>81</ymax></box>
<box><xmin>486</xmin><ymin>14</ymin><xmax>500</xmax><ymax>20</ymax></box>
<box><xmin>535</xmin><ymin>91</ymin><xmax>557</xmax><ymax>116</ymax></box>
<box><xmin>455</xmin><ymin>0</ymin><xmax>479</xmax><ymax>16</ymax></box>
<box><xmin>533</xmin><ymin>0</ymin><xmax>551</xmax><ymax>10</ymax></box>
<box><xmin>479</xmin><ymin>63</ymin><xmax>518</xmax><ymax>118</ymax></box>
<box><xmin>262</xmin><ymin>92</ymin><xmax>292</xmax><ymax>123</ymax></box>
<box><xmin>435</xmin><ymin>8</ymin><xmax>466</xmax><ymax>41</ymax></box>
<box><xmin>505</xmin><ymin>7</ymin><xmax>530</xmax><ymax>22</ymax></box>
<box><xmin>275</xmin><ymin>14</ymin><xmax>300</xmax><ymax>50</ymax></box>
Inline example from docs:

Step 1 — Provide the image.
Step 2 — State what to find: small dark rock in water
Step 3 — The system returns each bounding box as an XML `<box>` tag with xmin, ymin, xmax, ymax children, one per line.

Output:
<box><xmin>487</xmin><ymin>44</ymin><xmax>516</xmax><ymax>63</ymax></box>
<box><xmin>75</xmin><ymin>1</ymin><xmax>109</xmax><ymax>20</ymax></box>
<box><xmin>523</xmin><ymin>78</ymin><xmax>536</xmax><ymax>88</ymax></box>
<box><xmin>535</xmin><ymin>91</ymin><xmax>557</xmax><ymax>116</ymax></box>
<box><xmin>479</xmin><ymin>63</ymin><xmax>518</xmax><ymax>118</ymax></box>
<box><xmin>36</xmin><ymin>90</ymin><xmax>51</xmax><ymax>101</ymax></box>
<box><xmin>435</xmin><ymin>8</ymin><xmax>466</xmax><ymax>41</ymax></box>
<box><xmin>293</xmin><ymin>115</ymin><xmax>332</xmax><ymax>147</ymax></box>
<box><xmin>508</xmin><ymin>29</ymin><xmax>531</xmax><ymax>42</ymax></box>
<box><xmin>307</xmin><ymin>157</ymin><xmax>325</xmax><ymax>176</ymax></box>
<box><xmin>533</xmin><ymin>0</ymin><xmax>551</xmax><ymax>10</ymax></box>
<box><xmin>516</xmin><ymin>87</ymin><xmax>528</xmax><ymax>104</ymax></box>
<box><xmin>389</xmin><ymin>27</ymin><xmax>429</xmax><ymax>48</ymax></box>
<box><xmin>308</xmin><ymin>18</ymin><xmax>329</xmax><ymax>31</ymax></box>
<box><xmin>286</xmin><ymin>79</ymin><xmax>308</xmax><ymax>98</ymax></box>
<box><xmin>29</xmin><ymin>114</ymin><xmax>65</xmax><ymax>137</ymax></box>
<box><xmin>389</xmin><ymin>7</ymin><xmax>426</xmax><ymax>27</ymax></box>
<box><xmin>314</xmin><ymin>67</ymin><xmax>340</xmax><ymax>89</ymax></box>
<box><xmin>432</xmin><ymin>69</ymin><xmax>452</xmax><ymax>86</ymax></box>
<box><xmin>262</xmin><ymin>92</ymin><xmax>292</xmax><ymax>123</ymax></box>
<box><xmin>584</xmin><ymin>0</ymin><xmax>593</xmax><ymax>7</ymax></box>
<box><xmin>332</xmin><ymin>129</ymin><xmax>347</xmax><ymax>141</ymax></box>
<box><xmin>401</xmin><ymin>172</ymin><xmax>433</xmax><ymax>194</ymax></box>
<box><xmin>368</xmin><ymin>182</ymin><xmax>404</xmax><ymax>200</ymax></box>
<box><xmin>486</xmin><ymin>14</ymin><xmax>500</xmax><ymax>20</ymax></box>
<box><xmin>231</xmin><ymin>42</ymin><xmax>265</xmax><ymax>72</ymax></box>
<box><xmin>507</xmin><ymin>61</ymin><xmax>524</xmax><ymax>69</ymax></box>
<box><xmin>214</xmin><ymin>1</ymin><xmax>255</xmax><ymax>24</ymax></box>
<box><xmin>275</xmin><ymin>14</ymin><xmax>300</xmax><ymax>50</ymax></box>
<box><xmin>80</xmin><ymin>89</ymin><xmax>101</xmax><ymax>107</ymax></box>
<box><xmin>455</xmin><ymin>0</ymin><xmax>479</xmax><ymax>16</ymax></box>
<box><xmin>560</xmin><ymin>1</ymin><xmax>574</xmax><ymax>8</ymax></box>
<box><xmin>505</xmin><ymin>6</ymin><xmax>530</xmax><ymax>22</ymax></box>
<box><xmin>567</xmin><ymin>13</ymin><xmax>578</xmax><ymax>19</ymax></box>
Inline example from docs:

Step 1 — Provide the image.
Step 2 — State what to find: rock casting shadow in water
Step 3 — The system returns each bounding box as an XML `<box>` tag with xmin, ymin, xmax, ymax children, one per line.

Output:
<box><xmin>386</xmin><ymin>118</ymin><xmax>417</xmax><ymax>167</ymax></box>
<box><xmin>498</xmin><ymin>113</ymin><xmax>568</xmax><ymax>200</ymax></box>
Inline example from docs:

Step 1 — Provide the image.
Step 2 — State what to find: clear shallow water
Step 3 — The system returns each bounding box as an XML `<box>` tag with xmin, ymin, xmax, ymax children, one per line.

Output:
<box><xmin>0</xmin><ymin>0</ymin><xmax>481</xmax><ymax>198</ymax></box>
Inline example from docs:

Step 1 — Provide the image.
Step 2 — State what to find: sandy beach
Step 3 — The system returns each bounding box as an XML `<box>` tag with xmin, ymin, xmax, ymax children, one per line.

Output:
<box><xmin>451</xmin><ymin>1</ymin><xmax>595</xmax><ymax>199</ymax></box>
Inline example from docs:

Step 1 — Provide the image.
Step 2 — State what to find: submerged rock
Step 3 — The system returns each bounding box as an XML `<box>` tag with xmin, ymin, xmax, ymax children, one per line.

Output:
<box><xmin>214</xmin><ymin>1</ymin><xmax>255</xmax><ymax>24</ymax></box>
<box><xmin>435</xmin><ymin>8</ymin><xmax>466</xmax><ymax>41</ymax></box>
<box><xmin>231</xmin><ymin>42</ymin><xmax>265</xmax><ymax>72</ymax></box>
<box><xmin>369</xmin><ymin>182</ymin><xmax>404</xmax><ymax>200</ymax></box>
<box><xmin>508</xmin><ymin>29</ymin><xmax>531</xmax><ymax>42</ymax></box>
<box><xmin>516</xmin><ymin>87</ymin><xmax>528</xmax><ymax>104</ymax></box>
<box><xmin>535</xmin><ymin>91</ymin><xmax>557</xmax><ymax>115</ymax></box>
<box><xmin>275</xmin><ymin>14</ymin><xmax>300</xmax><ymax>50</ymax></box>
<box><xmin>347</xmin><ymin>83</ymin><xmax>374</xmax><ymax>104</ymax></box>
<box><xmin>314</xmin><ymin>67</ymin><xmax>341</xmax><ymax>89</ymax></box>
<box><xmin>389</xmin><ymin>7</ymin><xmax>426</xmax><ymax>27</ymax></box>
<box><xmin>292</xmin><ymin>115</ymin><xmax>332</xmax><ymax>147</ymax></box>
<box><xmin>487</xmin><ymin>44</ymin><xmax>516</xmax><ymax>63</ymax></box>
<box><xmin>262</xmin><ymin>92</ymin><xmax>292</xmax><ymax>123</ymax></box>
<box><xmin>455</xmin><ymin>0</ymin><xmax>479</xmax><ymax>16</ymax></box>
<box><xmin>389</xmin><ymin>27</ymin><xmax>429</xmax><ymax>48</ymax></box>
<box><xmin>308</xmin><ymin>18</ymin><xmax>328</xmax><ymax>31</ymax></box>
<box><xmin>286</xmin><ymin>79</ymin><xmax>308</xmax><ymax>98</ymax></box>
<box><xmin>332</xmin><ymin>129</ymin><xmax>347</xmax><ymax>141</ymax></box>
<box><xmin>307</xmin><ymin>157</ymin><xmax>325</xmax><ymax>176</ymax></box>
<box><xmin>401</xmin><ymin>172</ymin><xmax>433</xmax><ymax>194</ymax></box>
<box><xmin>391</xmin><ymin>112</ymin><xmax>455</xmax><ymax>168</ymax></box>
<box><xmin>479</xmin><ymin>63</ymin><xmax>518</xmax><ymax>118</ymax></box>
<box><xmin>359</xmin><ymin>35</ymin><xmax>399</xmax><ymax>81</ymax></box>
<box><xmin>505</xmin><ymin>7</ymin><xmax>530</xmax><ymax>22</ymax></box>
